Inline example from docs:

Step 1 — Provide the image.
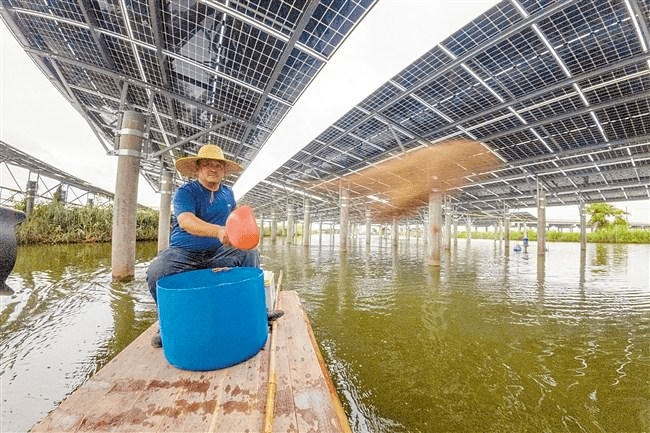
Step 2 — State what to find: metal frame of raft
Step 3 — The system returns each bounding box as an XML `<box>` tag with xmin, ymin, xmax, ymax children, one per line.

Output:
<box><xmin>31</xmin><ymin>273</ymin><xmax>351</xmax><ymax>432</ymax></box>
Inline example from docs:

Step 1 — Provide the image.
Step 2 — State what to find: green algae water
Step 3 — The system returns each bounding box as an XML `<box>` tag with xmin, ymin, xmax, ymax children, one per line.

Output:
<box><xmin>2</xmin><ymin>238</ymin><xmax>649</xmax><ymax>432</ymax></box>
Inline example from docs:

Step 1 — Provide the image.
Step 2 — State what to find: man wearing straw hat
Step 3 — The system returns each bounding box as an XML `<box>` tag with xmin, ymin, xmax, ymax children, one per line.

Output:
<box><xmin>146</xmin><ymin>144</ymin><xmax>279</xmax><ymax>347</ymax></box>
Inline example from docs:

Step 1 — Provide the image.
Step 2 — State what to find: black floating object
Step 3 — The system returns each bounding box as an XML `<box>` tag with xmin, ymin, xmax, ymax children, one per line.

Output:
<box><xmin>0</xmin><ymin>206</ymin><xmax>26</xmax><ymax>293</ymax></box>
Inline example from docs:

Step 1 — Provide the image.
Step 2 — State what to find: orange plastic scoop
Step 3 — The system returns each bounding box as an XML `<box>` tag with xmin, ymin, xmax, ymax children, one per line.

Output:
<box><xmin>225</xmin><ymin>205</ymin><xmax>260</xmax><ymax>250</ymax></box>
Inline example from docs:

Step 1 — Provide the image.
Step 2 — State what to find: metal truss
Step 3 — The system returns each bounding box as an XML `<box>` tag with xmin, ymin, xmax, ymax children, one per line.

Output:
<box><xmin>0</xmin><ymin>140</ymin><xmax>113</xmax><ymax>207</ymax></box>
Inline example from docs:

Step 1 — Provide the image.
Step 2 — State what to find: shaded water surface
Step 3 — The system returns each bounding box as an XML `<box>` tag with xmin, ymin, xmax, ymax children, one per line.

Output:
<box><xmin>1</xmin><ymin>239</ymin><xmax>649</xmax><ymax>432</ymax></box>
<box><xmin>1</xmin><ymin>242</ymin><xmax>158</xmax><ymax>432</ymax></box>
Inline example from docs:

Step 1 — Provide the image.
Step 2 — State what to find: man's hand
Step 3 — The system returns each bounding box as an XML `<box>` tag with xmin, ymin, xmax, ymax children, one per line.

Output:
<box><xmin>213</xmin><ymin>224</ymin><xmax>233</xmax><ymax>247</ymax></box>
<box><xmin>221</xmin><ymin>232</ymin><xmax>233</xmax><ymax>247</ymax></box>
<box><xmin>178</xmin><ymin>212</ymin><xmax>231</xmax><ymax>246</ymax></box>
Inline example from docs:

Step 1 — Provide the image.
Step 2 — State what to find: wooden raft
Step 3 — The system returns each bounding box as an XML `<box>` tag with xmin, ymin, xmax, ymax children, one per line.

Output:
<box><xmin>31</xmin><ymin>290</ymin><xmax>351</xmax><ymax>432</ymax></box>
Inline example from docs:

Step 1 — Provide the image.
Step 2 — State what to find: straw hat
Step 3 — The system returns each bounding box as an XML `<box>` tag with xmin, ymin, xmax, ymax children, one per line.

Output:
<box><xmin>175</xmin><ymin>144</ymin><xmax>243</xmax><ymax>178</ymax></box>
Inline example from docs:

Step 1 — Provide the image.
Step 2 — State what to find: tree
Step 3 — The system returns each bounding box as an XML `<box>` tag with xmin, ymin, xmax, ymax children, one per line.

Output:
<box><xmin>586</xmin><ymin>203</ymin><xmax>628</xmax><ymax>230</ymax></box>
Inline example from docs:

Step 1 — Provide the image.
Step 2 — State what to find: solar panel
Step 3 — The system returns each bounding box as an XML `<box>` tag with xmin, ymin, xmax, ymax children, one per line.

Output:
<box><xmin>242</xmin><ymin>0</ymin><xmax>650</xmax><ymax>221</ymax></box>
<box><xmin>1</xmin><ymin>0</ymin><xmax>377</xmax><ymax>193</ymax></box>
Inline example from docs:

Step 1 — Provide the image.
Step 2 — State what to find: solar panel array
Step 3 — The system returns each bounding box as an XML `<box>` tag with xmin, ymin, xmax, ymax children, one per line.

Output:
<box><xmin>0</xmin><ymin>0</ymin><xmax>376</xmax><ymax>192</ymax></box>
<box><xmin>242</xmin><ymin>0</ymin><xmax>650</xmax><ymax>223</ymax></box>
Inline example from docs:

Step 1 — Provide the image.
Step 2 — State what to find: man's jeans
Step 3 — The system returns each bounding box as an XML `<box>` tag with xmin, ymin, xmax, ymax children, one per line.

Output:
<box><xmin>146</xmin><ymin>246</ymin><xmax>260</xmax><ymax>303</ymax></box>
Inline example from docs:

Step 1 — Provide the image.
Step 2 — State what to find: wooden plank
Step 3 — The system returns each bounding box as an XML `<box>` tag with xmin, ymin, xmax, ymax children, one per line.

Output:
<box><xmin>270</xmin><ymin>293</ymin><xmax>300</xmax><ymax>432</ymax></box>
<box><xmin>274</xmin><ymin>291</ymin><xmax>352</xmax><ymax>433</ymax></box>
<box><xmin>203</xmin><ymin>340</ymin><xmax>269</xmax><ymax>432</ymax></box>
<box><xmin>31</xmin><ymin>291</ymin><xmax>351</xmax><ymax>433</ymax></box>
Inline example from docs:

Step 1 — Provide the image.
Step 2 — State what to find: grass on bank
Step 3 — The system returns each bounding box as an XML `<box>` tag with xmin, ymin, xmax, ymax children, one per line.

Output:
<box><xmin>457</xmin><ymin>228</ymin><xmax>650</xmax><ymax>243</ymax></box>
<box><xmin>15</xmin><ymin>201</ymin><xmax>158</xmax><ymax>244</ymax></box>
<box><xmin>8</xmin><ymin>200</ymin><xmax>650</xmax><ymax>244</ymax></box>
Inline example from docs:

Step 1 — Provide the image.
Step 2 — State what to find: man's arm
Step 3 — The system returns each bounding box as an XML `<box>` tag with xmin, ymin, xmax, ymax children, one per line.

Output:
<box><xmin>177</xmin><ymin>212</ymin><xmax>229</xmax><ymax>244</ymax></box>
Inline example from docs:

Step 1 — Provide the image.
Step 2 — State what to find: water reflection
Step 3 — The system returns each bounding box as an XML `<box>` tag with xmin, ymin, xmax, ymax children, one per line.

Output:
<box><xmin>537</xmin><ymin>252</ymin><xmax>545</xmax><ymax>291</ymax></box>
<box><xmin>580</xmin><ymin>248</ymin><xmax>587</xmax><ymax>287</ymax></box>
<box><xmin>2</xmin><ymin>239</ymin><xmax>649</xmax><ymax>433</ymax></box>
<box><xmin>1</xmin><ymin>242</ymin><xmax>157</xmax><ymax>432</ymax></box>
<box><xmin>594</xmin><ymin>244</ymin><xmax>608</xmax><ymax>268</ymax></box>
<box><xmin>260</xmin><ymin>239</ymin><xmax>650</xmax><ymax>433</ymax></box>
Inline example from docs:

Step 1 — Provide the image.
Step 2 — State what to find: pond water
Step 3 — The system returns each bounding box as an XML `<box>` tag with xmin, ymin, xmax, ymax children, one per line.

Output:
<box><xmin>1</xmin><ymin>237</ymin><xmax>649</xmax><ymax>432</ymax></box>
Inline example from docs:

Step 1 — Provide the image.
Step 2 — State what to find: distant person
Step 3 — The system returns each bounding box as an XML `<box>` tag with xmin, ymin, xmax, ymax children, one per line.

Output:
<box><xmin>146</xmin><ymin>144</ymin><xmax>281</xmax><ymax>347</ymax></box>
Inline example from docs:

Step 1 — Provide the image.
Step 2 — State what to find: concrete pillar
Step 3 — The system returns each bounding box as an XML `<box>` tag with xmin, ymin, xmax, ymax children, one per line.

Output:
<box><xmin>466</xmin><ymin>216</ymin><xmax>472</xmax><ymax>241</ymax></box>
<box><xmin>392</xmin><ymin>217</ymin><xmax>398</xmax><ymax>246</ymax></box>
<box><xmin>271</xmin><ymin>208</ymin><xmax>278</xmax><ymax>242</ymax></box>
<box><xmin>287</xmin><ymin>206</ymin><xmax>295</xmax><ymax>245</ymax></box>
<box><xmin>365</xmin><ymin>208</ymin><xmax>372</xmax><ymax>247</ymax></box>
<box><xmin>259</xmin><ymin>214</ymin><xmax>264</xmax><ymax>245</ymax></box>
<box><xmin>504</xmin><ymin>215</ymin><xmax>510</xmax><ymax>253</ymax></box>
<box><xmin>319</xmin><ymin>217</ymin><xmax>323</xmax><ymax>245</ymax></box>
<box><xmin>157</xmin><ymin>169</ymin><xmax>173</xmax><ymax>252</ymax></box>
<box><xmin>452</xmin><ymin>214</ymin><xmax>457</xmax><ymax>245</ymax></box>
<box><xmin>112</xmin><ymin>110</ymin><xmax>145</xmax><ymax>280</ymax></box>
<box><xmin>579</xmin><ymin>201</ymin><xmax>587</xmax><ymax>251</ymax></box>
<box><xmin>444</xmin><ymin>202</ymin><xmax>451</xmax><ymax>251</ymax></box>
<box><xmin>340</xmin><ymin>188</ymin><xmax>349</xmax><ymax>251</ymax></box>
<box><xmin>25</xmin><ymin>179</ymin><xmax>37</xmax><ymax>218</ymax></box>
<box><xmin>303</xmin><ymin>198</ymin><xmax>311</xmax><ymax>246</ymax></box>
<box><xmin>537</xmin><ymin>189</ymin><xmax>546</xmax><ymax>256</ymax></box>
<box><xmin>523</xmin><ymin>223</ymin><xmax>529</xmax><ymax>253</ymax></box>
<box><xmin>428</xmin><ymin>191</ymin><xmax>442</xmax><ymax>266</ymax></box>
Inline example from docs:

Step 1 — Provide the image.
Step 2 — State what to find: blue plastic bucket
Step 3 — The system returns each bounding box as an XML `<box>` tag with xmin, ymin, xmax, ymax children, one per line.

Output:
<box><xmin>156</xmin><ymin>267</ymin><xmax>267</xmax><ymax>371</ymax></box>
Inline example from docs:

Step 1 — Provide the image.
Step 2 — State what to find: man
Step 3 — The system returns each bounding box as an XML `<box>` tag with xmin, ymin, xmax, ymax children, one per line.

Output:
<box><xmin>147</xmin><ymin>144</ymin><xmax>281</xmax><ymax>347</ymax></box>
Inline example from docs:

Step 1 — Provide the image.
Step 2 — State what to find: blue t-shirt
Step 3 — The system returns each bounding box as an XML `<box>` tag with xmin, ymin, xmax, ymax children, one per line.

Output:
<box><xmin>169</xmin><ymin>181</ymin><xmax>236</xmax><ymax>253</ymax></box>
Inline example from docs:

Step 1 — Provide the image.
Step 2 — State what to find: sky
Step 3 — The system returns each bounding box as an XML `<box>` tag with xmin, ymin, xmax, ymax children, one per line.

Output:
<box><xmin>1</xmin><ymin>0</ymin><xmax>649</xmax><ymax>223</ymax></box>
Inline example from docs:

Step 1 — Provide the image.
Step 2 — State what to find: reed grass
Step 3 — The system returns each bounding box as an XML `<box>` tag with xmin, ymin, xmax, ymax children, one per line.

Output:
<box><xmin>16</xmin><ymin>201</ymin><xmax>158</xmax><ymax>244</ymax></box>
